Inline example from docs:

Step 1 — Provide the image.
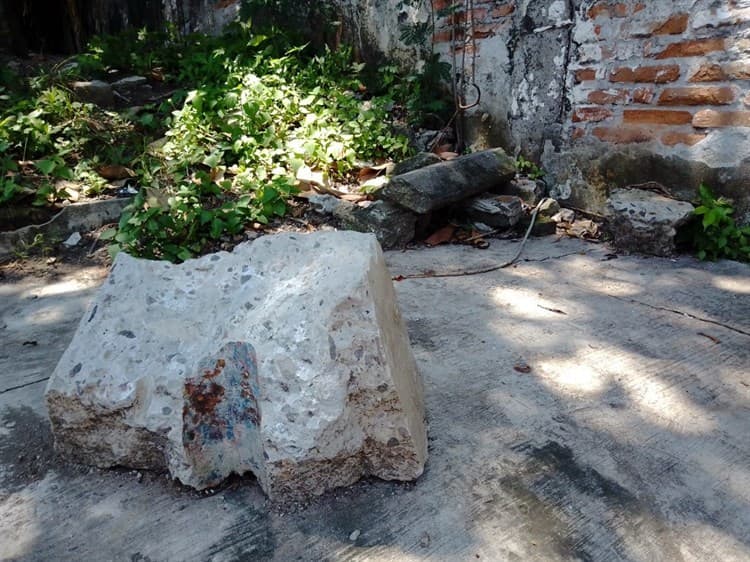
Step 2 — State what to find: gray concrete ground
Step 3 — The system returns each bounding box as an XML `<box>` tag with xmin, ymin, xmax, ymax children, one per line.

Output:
<box><xmin>1</xmin><ymin>237</ymin><xmax>749</xmax><ymax>561</ymax></box>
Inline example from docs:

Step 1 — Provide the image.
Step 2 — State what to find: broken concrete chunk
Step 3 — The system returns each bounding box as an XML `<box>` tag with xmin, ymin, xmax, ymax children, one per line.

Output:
<box><xmin>460</xmin><ymin>194</ymin><xmax>522</xmax><ymax>229</ymax></box>
<box><xmin>498</xmin><ymin>178</ymin><xmax>546</xmax><ymax>204</ymax></box>
<box><xmin>308</xmin><ymin>194</ymin><xmax>344</xmax><ymax>215</ymax></box>
<box><xmin>381</xmin><ymin>148</ymin><xmax>517</xmax><ymax>214</ymax></box>
<box><xmin>334</xmin><ymin>200</ymin><xmax>417</xmax><ymax>249</ymax></box>
<box><xmin>537</xmin><ymin>198</ymin><xmax>561</xmax><ymax>218</ymax></box>
<box><xmin>71</xmin><ymin>80</ymin><xmax>114</xmax><ymax>107</ymax></box>
<box><xmin>392</xmin><ymin>152</ymin><xmax>442</xmax><ymax>177</ymax></box>
<box><xmin>45</xmin><ymin>231</ymin><xmax>427</xmax><ymax>501</ymax></box>
<box><xmin>607</xmin><ymin>188</ymin><xmax>695</xmax><ymax>256</ymax></box>
<box><xmin>551</xmin><ymin>209</ymin><xmax>576</xmax><ymax>223</ymax></box>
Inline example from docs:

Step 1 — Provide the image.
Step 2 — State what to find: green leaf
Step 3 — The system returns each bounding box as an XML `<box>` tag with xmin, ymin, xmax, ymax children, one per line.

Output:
<box><xmin>34</xmin><ymin>159</ymin><xmax>57</xmax><ymax>175</ymax></box>
<box><xmin>99</xmin><ymin>228</ymin><xmax>118</xmax><ymax>241</ymax></box>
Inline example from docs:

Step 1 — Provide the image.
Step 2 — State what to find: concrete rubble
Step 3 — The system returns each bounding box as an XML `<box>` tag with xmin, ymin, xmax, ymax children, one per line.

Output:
<box><xmin>333</xmin><ymin>200</ymin><xmax>417</xmax><ymax>250</ymax></box>
<box><xmin>607</xmin><ymin>188</ymin><xmax>695</xmax><ymax>256</ymax></box>
<box><xmin>459</xmin><ymin>194</ymin><xmax>523</xmax><ymax>229</ymax></box>
<box><xmin>45</xmin><ymin>231</ymin><xmax>428</xmax><ymax>501</ymax></box>
<box><xmin>381</xmin><ymin>148</ymin><xmax>517</xmax><ymax>214</ymax></box>
<box><xmin>70</xmin><ymin>80</ymin><xmax>114</xmax><ymax>107</ymax></box>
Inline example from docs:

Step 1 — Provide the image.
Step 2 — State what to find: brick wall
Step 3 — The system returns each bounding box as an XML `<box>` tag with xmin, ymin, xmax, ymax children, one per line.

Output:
<box><xmin>570</xmin><ymin>1</ymin><xmax>750</xmax><ymax>151</ymax></box>
<box><xmin>380</xmin><ymin>0</ymin><xmax>750</xmax><ymax>218</ymax></box>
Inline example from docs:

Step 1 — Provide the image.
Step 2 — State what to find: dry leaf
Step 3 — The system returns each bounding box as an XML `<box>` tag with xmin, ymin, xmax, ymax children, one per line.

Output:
<box><xmin>438</xmin><ymin>151</ymin><xmax>459</xmax><ymax>161</ymax></box>
<box><xmin>425</xmin><ymin>225</ymin><xmax>456</xmax><ymax>247</ymax></box>
<box><xmin>513</xmin><ymin>362</ymin><xmax>532</xmax><ymax>374</ymax></box>
<box><xmin>339</xmin><ymin>193</ymin><xmax>369</xmax><ymax>202</ymax></box>
<box><xmin>97</xmin><ymin>164</ymin><xmax>135</xmax><ymax>180</ymax></box>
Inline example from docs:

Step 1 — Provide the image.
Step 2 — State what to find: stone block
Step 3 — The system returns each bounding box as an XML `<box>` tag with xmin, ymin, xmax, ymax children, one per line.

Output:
<box><xmin>45</xmin><ymin>231</ymin><xmax>427</xmax><ymax>501</ymax></box>
<box><xmin>459</xmin><ymin>194</ymin><xmax>522</xmax><ymax>229</ymax></box>
<box><xmin>334</xmin><ymin>200</ymin><xmax>417</xmax><ymax>249</ymax></box>
<box><xmin>71</xmin><ymin>80</ymin><xmax>114</xmax><ymax>108</ymax></box>
<box><xmin>381</xmin><ymin>148</ymin><xmax>517</xmax><ymax>214</ymax></box>
<box><xmin>607</xmin><ymin>188</ymin><xmax>695</xmax><ymax>256</ymax></box>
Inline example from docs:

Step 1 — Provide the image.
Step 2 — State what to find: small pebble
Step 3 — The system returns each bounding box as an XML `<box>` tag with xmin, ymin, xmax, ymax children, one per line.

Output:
<box><xmin>349</xmin><ymin>529</ymin><xmax>361</xmax><ymax>542</ymax></box>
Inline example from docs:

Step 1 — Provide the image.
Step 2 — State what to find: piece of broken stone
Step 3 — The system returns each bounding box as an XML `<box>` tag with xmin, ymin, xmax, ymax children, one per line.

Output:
<box><xmin>537</xmin><ymin>198</ymin><xmax>561</xmax><ymax>218</ymax></box>
<box><xmin>71</xmin><ymin>80</ymin><xmax>114</xmax><ymax>107</ymax></box>
<box><xmin>518</xmin><ymin>214</ymin><xmax>557</xmax><ymax>237</ymax></box>
<box><xmin>391</xmin><ymin>152</ymin><xmax>442</xmax><ymax>177</ymax></box>
<box><xmin>111</xmin><ymin>75</ymin><xmax>148</xmax><ymax>93</ymax></box>
<box><xmin>308</xmin><ymin>194</ymin><xmax>343</xmax><ymax>215</ymax></box>
<box><xmin>497</xmin><ymin>177</ymin><xmax>546</xmax><ymax>205</ymax></box>
<box><xmin>551</xmin><ymin>208</ymin><xmax>576</xmax><ymax>223</ymax></box>
<box><xmin>62</xmin><ymin>232</ymin><xmax>81</xmax><ymax>247</ymax></box>
<box><xmin>606</xmin><ymin>188</ymin><xmax>695</xmax><ymax>256</ymax></box>
<box><xmin>334</xmin><ymin>200</ymin><xmax>417</xmax><ymax>249</ymax></box>
<box><xmin>380</xmin><ymin>148</ymin><xmax>517</xmax><ymax>214</ymax></box>
<box><xmin>45</xmin><ymin>231</ymin><xmax>427</xmax><ymax>502</ymax></box>
<box><xmin>459</xmin><ymin>194</ymin><xmax>522</xmax><ymax>229</ymax></box>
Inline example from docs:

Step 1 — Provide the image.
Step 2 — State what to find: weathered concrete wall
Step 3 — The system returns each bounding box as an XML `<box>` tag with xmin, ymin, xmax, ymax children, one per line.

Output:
<box><xmin>334</xmin><ymin>0</ymin><xmax>750</xmax><ymax>222</ymax></box>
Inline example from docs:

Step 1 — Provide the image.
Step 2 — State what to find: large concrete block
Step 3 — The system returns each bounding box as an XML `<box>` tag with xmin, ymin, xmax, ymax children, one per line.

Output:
<box><xmin>45</xmin><ymin>231</ymin><xmax>427</xmax><ymax>501</ymax></box>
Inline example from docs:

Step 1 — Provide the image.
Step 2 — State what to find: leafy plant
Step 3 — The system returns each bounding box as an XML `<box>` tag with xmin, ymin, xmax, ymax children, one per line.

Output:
<box><xmin>515</xmin><ymin>155</ymin><xmax>545</xmax><ymax>180</ymax></box>
<box><xmin>690</xmin><ymin>184</ymin><xmax>750</xmax><ymax>262</ymax></box>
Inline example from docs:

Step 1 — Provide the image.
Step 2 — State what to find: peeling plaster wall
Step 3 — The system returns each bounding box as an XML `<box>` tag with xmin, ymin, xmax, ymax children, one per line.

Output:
<box><xmin>333</xmin><ymin>0</ymin><xmax>750</xmax><ymax>221</ymax></box>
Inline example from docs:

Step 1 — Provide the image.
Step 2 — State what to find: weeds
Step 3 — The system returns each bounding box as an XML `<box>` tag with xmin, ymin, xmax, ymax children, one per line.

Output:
<box><xmin>689</xmin><ymin>184</ymin><xmax>750</xmax><ymax>262</ymax></box>
<box><xmin>0</xmin><ymin>22</ymin><xmax>446</xmax><ymax>262</ymax></box>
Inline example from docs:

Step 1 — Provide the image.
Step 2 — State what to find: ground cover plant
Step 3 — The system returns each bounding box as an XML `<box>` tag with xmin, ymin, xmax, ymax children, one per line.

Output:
<box><xmin>689</xmin><ymin>184</ymin><xmax>750</xmax><ymax>262</ymax></box>
<box><xmin>0</xmin><ymin>22</ymin><xmax>442</xmax><ymax>261</ymax></box>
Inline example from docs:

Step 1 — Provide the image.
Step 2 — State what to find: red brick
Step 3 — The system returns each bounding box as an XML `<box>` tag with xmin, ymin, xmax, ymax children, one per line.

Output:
<box><xmin>623</xmin><ymin>109</ymin><xmax>693</xmax><ymax>125</ymax></box>
<box><xmin>653</xmin><ymin>13</ymin><xmax>689</xmax><ymax>35</ymax></box>
<box><xmin>588</xmin><ymin>3</ymin><xmax>610</xmax><ymax>19</ymax></box>
<box><xmin>572</xmin><ymin>107</ymin><xmax>613</xmax><ymax>122</ymax></box>
<box><xmin>588</xmin><ymin>89</ymin><xmax>628</xmax><ymax>104</ymax></box>
<box><xmin>610</xmin><ymin>65</ymin><xmax>680</xmax><ymax>83</ymax></box>
<box><xmin>654</xmin><ymin>38</ymin><xmax>726</xmax><ymax>59</ymax></box>
<box><xmin>575</xmin><ymin>68</ymin><xmax>597</xmax><ymax>83</ymax></box>
<box><xmin>690</xmin><ymin>64</ymin><xmax>728</xmax><ymax>82</ymax></box>
<box><xmin>490</xmin><ymin>3</ymin><xmax>515</xmax><ymax>17</ymax></box>
<box><xmin>632</xmin><ymin>88</ymin><xmax>655</xmax><ymax>104</ymax></box>
<box><xmin>609</xmin><ymin>67</ymin><xmax>635</xmax><ymax>82</ymax></box>
<box><xmin>661</xmin><ymin>132</ymin><xmax>708</xmax><ymax>146</ymax></box>
<box><xmin>745</xmin><ymin>93</ymin><xmax>750</xmax><ymax>108</ymax></box>
<box><xmin>593</xmin><ymin>126</ymin><xmax>654</xmax><ymax>143</ymax></box>
<box><xmin>658</xmin><ymin>86</ymin><xmax>735</xmax><ymax>106</ymax></box>
<box><xmin>472</xmin><ymin>23</ymin><xmax>498</xmax><ymax>39</ymax></box>
<box><xmin>693</xmin><ymin>109</ymin><xmax>750</xmax><ymax>128</ymax></box>
<box><xmin>571</xmin><ymin>127</ymin><xmax>586</xmax><ymax>140</ymax></box>
<box><xmin>633</xmin><ymin>3</ymin><xmax>646</xmax><ymax>13</ymax></box>
<box><xmin>636</xmin><ymin>65</ymin><xmax>681</xmax><ymax>83</ymax></box>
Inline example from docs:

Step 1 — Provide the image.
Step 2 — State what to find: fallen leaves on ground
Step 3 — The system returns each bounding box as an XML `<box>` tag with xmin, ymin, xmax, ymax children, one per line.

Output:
<box><xmin>425</xmin><ymin>225</ymin><xmax>456</xmax><ymax>246</ymax></box>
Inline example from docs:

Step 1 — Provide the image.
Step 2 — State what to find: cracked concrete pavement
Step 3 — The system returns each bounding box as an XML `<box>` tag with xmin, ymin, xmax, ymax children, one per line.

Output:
<box><xmin>1</xmin><ymin>237</ymin><xmax>749</xmax><ymax>561</ymax></box>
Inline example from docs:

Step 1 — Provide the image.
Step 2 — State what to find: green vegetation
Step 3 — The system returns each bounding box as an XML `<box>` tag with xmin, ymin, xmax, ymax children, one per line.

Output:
<box><xmin>690</xmin><ymin>184</ymin><xmax>750</xmax><ymax>262</ymax></box>
<box><xmin>514</xmin><ymin>155</ymin><xmax>545</xmax><ymax>180</ymax></box>
<box><xmin>1</xmin><ymin>22</ymin><xmax>449</xmax><ymax>261</ymax></box>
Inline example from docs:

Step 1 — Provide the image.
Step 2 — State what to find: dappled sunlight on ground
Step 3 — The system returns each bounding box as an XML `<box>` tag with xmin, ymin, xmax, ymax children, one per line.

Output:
<box><xmin>0</xmin><ymin>488</ymin><xmax>39</xmax><ymax>560</ymax></box>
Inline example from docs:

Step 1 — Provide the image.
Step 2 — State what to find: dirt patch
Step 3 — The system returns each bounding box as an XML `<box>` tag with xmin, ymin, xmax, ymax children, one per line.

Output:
<box><xmin>0</xmin><ymin>226</ymin><xmax>113</xmax><ymax>282</ymax></box>
<box><xmin>0</xmin><ymin>406</ymin><xmax>58</xmax><ymax>494</ymax></box>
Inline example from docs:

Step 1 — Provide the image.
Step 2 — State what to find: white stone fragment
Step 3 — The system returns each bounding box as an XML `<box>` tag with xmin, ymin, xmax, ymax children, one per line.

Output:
<box><xmin>45</xmin><ymin>231</ymin><xmax>427</xmax><ymax>501</ymax></box>
<box><xmin>63</xmin><ymin>232</ymin><xmax>82</xmax><ymax>247</ymax></box>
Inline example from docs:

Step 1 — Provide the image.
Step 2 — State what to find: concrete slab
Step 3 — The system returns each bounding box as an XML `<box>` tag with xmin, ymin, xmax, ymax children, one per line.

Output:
<box><xmin>1</xmin><ymin>237</ymin><xmax>749</xmax><ymax>561</ymax></box>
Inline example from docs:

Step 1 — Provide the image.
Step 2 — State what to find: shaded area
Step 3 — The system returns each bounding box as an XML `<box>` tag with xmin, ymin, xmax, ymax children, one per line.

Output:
<box><xmin>0</xmin><ymin>238</ymin><xmax>749</xmax><ymax>560</ymax></box>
